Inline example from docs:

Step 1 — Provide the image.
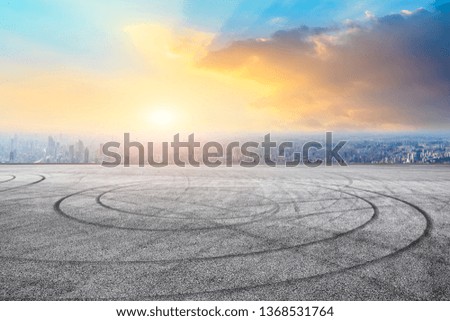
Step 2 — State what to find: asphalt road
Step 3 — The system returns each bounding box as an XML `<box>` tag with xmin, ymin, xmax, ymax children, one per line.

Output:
<box><xmin>0</xmin><ymin>165</ymin><xmax>449</xmax><ymax>300</ymax></box>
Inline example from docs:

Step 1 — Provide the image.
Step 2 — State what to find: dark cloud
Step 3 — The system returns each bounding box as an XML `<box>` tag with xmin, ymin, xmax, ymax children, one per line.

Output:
<box><xmin>201</xmin><ymin>4</ymin><xmax>450</xmax><ymax>130</ymax></box>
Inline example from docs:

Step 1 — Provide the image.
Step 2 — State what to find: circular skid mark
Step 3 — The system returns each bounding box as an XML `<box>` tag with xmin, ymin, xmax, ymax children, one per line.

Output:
<box><xmin>0</xmin><ymin>175</ymin><xmax>45</xmax><ymax>193</ymax></box>
<box><xmin>8</xmin><ymin>182</ymin><xmax>376</xmax><ymax>264</ymax></box>
<box><xmin>0</xmin><ymin>175</ymin><xmax>16</xmax><ymax>184</ymax></box>
<box><xmin>128</xmin><ymin>187</ymin><xmax>433</xmax><ymax>300</ymax></box>
<box><xmin>0</xmin><ymin>172</ymin><xmax>432</xmax><ymax>300</ymax></box>
<box><xmin>55</xmin><ymin>185</ymin><xmax>281</xmax><ymax>231</ymax></box>
<box><xmin>96</xmin><ymin>185</ymin><xmax>282</xmax><ymax>221</ymax></box>
<box><xmin>55</xmin><ymin>179</ymin><xmax>371</xmax><ymax>232</ymax></box>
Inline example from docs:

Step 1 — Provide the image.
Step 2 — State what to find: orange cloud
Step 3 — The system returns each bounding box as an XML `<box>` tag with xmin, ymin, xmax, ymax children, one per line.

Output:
<box><xmin>2</xmin><ymin>9</ymin><xmax>449</xmax><ymax>135</ymax></box>
<box><xmin>200</xmin><ymin>9</ymin><xmax>450</xmax><ymax>131</ymax></box>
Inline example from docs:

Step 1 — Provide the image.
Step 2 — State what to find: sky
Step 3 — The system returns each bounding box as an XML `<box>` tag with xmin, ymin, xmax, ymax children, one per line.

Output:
<box><xmin>0</xmin><ymin>0</ymin><xmax>449</xmax><ymax>135</ymax></box>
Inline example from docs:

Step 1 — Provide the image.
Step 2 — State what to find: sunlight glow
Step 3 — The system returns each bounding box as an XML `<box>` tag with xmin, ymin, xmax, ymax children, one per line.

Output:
<box><xmin>149</xmin><ymin>109</ymin><xmax>175</xmax><ymax>127</ymax></box>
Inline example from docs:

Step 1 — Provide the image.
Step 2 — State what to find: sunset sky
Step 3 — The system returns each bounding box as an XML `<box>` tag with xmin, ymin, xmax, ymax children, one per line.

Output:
<box><xmin>1</xmin><ymin>1</ymin><xmax>449</xmax><ymax>135</ymax></box>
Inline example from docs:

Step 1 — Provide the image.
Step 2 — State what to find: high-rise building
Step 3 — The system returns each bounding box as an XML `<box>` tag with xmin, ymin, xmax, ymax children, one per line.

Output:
<box><xmin>46</xmin><ymin>136</ymin><xmax>56</xmax><ymax>162</ymax></box>
<box><xmin>84</xmin><ymin>147</ymin><xmax>89</xmax><ymax>163</ymax></box>
<box><xmin>9</xmin><ymin>150</ymin><xmax>15</xmax><ymax>163</ymax></box>
<box><xmin>69</xmin><ymin>145</ymin><xmax>75</xmax><ymax>163</ymax></box>
<box><xmin>76</xmin><ymin>140</ymin><xmax>84</xmax><ymax>163</ymax></box>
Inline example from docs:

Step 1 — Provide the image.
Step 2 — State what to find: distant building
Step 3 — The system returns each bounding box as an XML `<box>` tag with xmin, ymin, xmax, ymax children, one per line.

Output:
<box><xmin>76</xmin><ymin>140</ymin><xmax>84</xmax><ymax>162</ymax></box>
<box><xmin>84</xmin><ymin>147</ymin><xmax>90</xmax><ymax>163</ymax></box>
<box><xmin>69</xmin><ymin>145</ymin><xmax>75</xmax><ymax>163</ymax></box>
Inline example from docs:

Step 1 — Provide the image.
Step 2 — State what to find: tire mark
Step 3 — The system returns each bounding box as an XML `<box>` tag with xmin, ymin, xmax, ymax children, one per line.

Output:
<box><xmin>2</xmin><ymin>185</ymin><xmax>376</xmax><ymax>265</ymax></box>
<box><xmin>137</xmin><ymin>188</ymin><xmax>432</xmax><ymax>300</ymax></box>
<box><xmin>0</xmin><ymin>175</ymin><xmax>16</xmax><ymax>184</ymax></box>
<box><xmin>0</xmin><ymin>175</ymin><xmax>45</xmax><ymax>193</ymax></box>
<box><xmin>0</xmin><ymin>170</ymin><xmax>433</xmax><ymax>300</ymax></box>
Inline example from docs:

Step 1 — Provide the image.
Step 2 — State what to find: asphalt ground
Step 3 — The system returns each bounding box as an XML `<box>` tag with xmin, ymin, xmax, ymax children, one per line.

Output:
<box><xmin>0</xmin><ymin>165</ymin><xmax>449</xmax><ymax>300</ymax></box>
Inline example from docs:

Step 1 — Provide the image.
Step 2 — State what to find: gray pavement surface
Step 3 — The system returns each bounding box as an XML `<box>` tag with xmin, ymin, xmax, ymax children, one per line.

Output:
<box><xmin>0</xmin><ymin>165</ymin><xmax>449</xmax><ymax>300</ymax></box>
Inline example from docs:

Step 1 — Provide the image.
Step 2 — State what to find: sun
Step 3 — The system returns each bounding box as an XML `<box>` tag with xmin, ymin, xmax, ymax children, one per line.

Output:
<box><xmin>149</xmin><ymin>109</ymin><xmax>175</xmax><ymax>127</ymax></box>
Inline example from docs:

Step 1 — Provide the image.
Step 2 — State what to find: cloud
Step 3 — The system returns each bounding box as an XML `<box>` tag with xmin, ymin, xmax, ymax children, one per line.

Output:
<box><xmin>269</xmin><ymin>17</ymin><xmax>287</xmax><ymax>25</ymax></box>
<box><xmin>2</xmin><ymin>2</ymin><xmax>448</xmax><ymax>134</ymax></box>
<box><xmin>0</xmin><ymin>23</ymin><xmax>271</xmax><ymax>135</ymax></box>
<box><xmin>200</xmin><ymin>5</ymin><xmax>450</xmax><ymax>131</ymax></box>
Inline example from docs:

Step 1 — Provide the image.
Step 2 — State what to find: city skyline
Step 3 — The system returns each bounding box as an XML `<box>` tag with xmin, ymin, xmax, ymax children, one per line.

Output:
<box><xmin>2</xmin><ymin>131</ymin><xmax>450</xmax><ymax>165</ymax></box>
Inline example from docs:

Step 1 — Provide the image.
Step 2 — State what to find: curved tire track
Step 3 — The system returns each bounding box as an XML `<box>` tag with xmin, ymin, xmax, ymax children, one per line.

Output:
<box><xmin>0</xmin><ymin>175</ymin><xmax>45</xmax><ymax>193</ymax></box>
